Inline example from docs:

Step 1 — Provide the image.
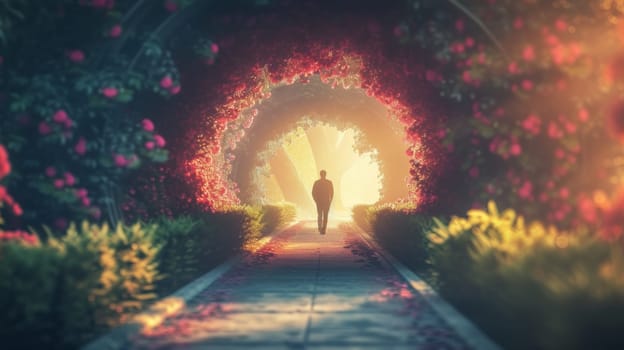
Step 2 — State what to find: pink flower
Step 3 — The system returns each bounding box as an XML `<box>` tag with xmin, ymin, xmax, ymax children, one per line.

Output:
<box><xmin>518</xmin><ymin>181</ymin><xmax>533</xmax><ymax>199</ymax></box>
<box><xmin>510</xmin><ymin>143</ymin><xmax>522</xmax><ymax>156</ymax></box>
<box><xmin>555</xmin><ymin>19</ymin><xmax>567</xmax><ymax>32</ymax></box>
<box><xmin>0</xmin><ymin>145</ymin><xmax>10</xmax><ymax>180</ymax></box>
<box><xmin>169</xmin><ymin>85</ymin><xmax>181</xmax><ymax>95</ymax></box>
<box><xmin>101</xmin><ymin>87</ymin><xmax>118</xmax><ymax>98</ymax></box>
<box><xmin>508</xmin><ymin>62</ymin><xmax>519</xmax><ymax>74</ymax></box>
<box><xmin>109</xmin><ymin>24</ymin><xmax>122</xmax><ymax>37</ymax></box>
<box><xmin>12</xmin><ymin>203</ymin><xmax>23</xmax><ymax>216</ymax></box>
<box><xmin>462</xmin><ymin>71</ymin><xmax>472</xmax><ymax>83</ymax></box>
<box><xmin>142</xmin><ymin>118</ymin><xmax>155</xmax><ymax>132</ymax></box>
<box><xmin>564</xmin><ymin>121</ymin><xmax>577</xmax><ymax>133</ymax></box>
<box><xmin>469</xmin><ymin>166</ymin><xmax>479</xmax><ymax>178</ymax></box>
<box><xmin>113</xmin><ymin>154</ymin><xmax>128</xmax><ymax>167</ymax></box>
<box><xmin>67</xmin><ymin>50</ymin><xmax>85</xmax><ymax>62</ymax></box>
<box><xmin>465</xmin><ymin>37</ymin><xmax>475</xmax><ymax>47</ymax></box>
<box><xmin>54</xmin><ymin>179</ymin><xmax>65</xmax><ymax>189</ymax></box>
<box><xmin>547</xmin><ymin>122</ymin><xmax>563</xmax><ymax>139</ymax></box>
<box><xmin>521</xmin><ymin>114</ymin><xmax>541</xmax><ymax>135</ymax></box>
<box><xmin>160</xmin><ymin>75</ymin><xmax>173</xmax><ymax>88</ymax></box>
<box><xmin>211</xmin><ymin>43</ymin><xmax>219</xmax><ymax>53</ymax></box>
<box><xmin>53</xmin><ymin>110</ymin><xmax>69</xmax><ymax>124</ymax></box>
<box><xmin>455</xmin><ymin>19</ymin><xmax>465</xmax><ymax>32</ymax></box>
<box><xmin>145</xmin><ymin>141</ymin><xmax>155</xmax><ymax>150</ymax></box>
<box><xmin>75</xmin><ymin>188</ymin><xmax>88</xmax><ymax>198</ymax></box>
<box><xmin>578</xmin><ymin>108</ymin><xmax>589</xmax><ymax>122</ymax></box>
<box><xmin>64</xmin><ymin>172</ymin><xmax>76</xmax><ymax>186</ymax></box>
<box><xmin>559</xmin><ymin>187</ymin><xmax>570</xmax><ymax>199</ymax></box>
<box><xmin>45</xmin><ymin>167</ymin><xmax>56</xmax><ymax>177</ymax></box>
<box><xmin>81</xmin><ymin>197</ymin><xmax>91</xmax><ymax>207</ymax></box>
<box><xmin>425</xmin><ymin>69</ymin><xmax>437</xmax><ymax>82</ymax></box>
<box><xmin>38</xmin><ymin>122</ymin><xmax>52</xmax><ymax>135</ymax></box>
<box><xmin>522</xmin><ymin>45</ymin><xmax>535</xmax><ymax>61</ymax></box>
<box><xmin>521</xmin><ymin>79</ymin><xmax>534</xmax><ymax>91</ymax></box>
<box><xmin>164</xmin><ymin>0</ymin><xmax>178</xmax><ymax>12</ymax></box>
<box><xmin>75</xmin><ymin>137</ymin><xmax>87</xmax><ymax>155</ymax></box>
<box><xmin>154</xmin><ymin>134</ymin><xmax>166</xmax><ymax>147</ymax></box>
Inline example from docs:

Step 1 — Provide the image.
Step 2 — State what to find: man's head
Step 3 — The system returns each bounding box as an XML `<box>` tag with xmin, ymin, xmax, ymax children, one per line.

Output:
<box><xmin>320</xmin><ymin>170</ymin><xmax>327</xmax><ymax>179</ymax></box>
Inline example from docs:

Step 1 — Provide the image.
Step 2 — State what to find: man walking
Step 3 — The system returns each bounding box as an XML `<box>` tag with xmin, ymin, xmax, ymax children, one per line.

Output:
<box><xmin>312</xmin><ymin>170</ymin><xmax>333</xmax><ymax>234</ymax></box>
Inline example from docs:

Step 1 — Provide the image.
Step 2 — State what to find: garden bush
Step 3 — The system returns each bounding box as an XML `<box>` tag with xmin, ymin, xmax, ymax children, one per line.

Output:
<box><xmin>359</xmin><ymin>204</ymin><xmax>435</xmax><ymax>272</ymax></box>
<box><xmin>0</xmin><ymin>221</ymin><xmax>160</xmax><ymax>349</ymax></box>
<box><xmin>351</xmin><ymin>204</ymin><xmax>373</xmax><ymax>233</ymax></box>
<box><xmin>260</xmin><ymin>202</ymin><xmax>297</xmax><ymax>235</ymax></box>
<box><xmin>428</xmin><ymin>201</ymin><xmax>624</xmax><ymax>350</ymax></box>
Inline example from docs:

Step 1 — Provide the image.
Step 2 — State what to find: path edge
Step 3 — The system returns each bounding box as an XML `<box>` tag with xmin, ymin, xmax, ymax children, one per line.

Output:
<box><xmin>82</xmin><ymin>222</ymin><xmax>298</xmax><ymax>350</ymax></box>
<box><xmin>350</xmin><ymin>222</ymin><xmax>502</xmax><ymax>350</ymax></box>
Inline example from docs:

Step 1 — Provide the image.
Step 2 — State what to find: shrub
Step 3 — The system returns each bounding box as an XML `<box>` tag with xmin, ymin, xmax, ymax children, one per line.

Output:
<box><xmin>260</xmin><ymin>202</ymin><xmax>297</xmax><ymax>235</ymax></box>
<box><xmin>0</xmin><ymin>221</ymin><xmax>160</xmax><ymax>349</ymax></box>
<box><xmin>152</xmin><ymin>216</ymin><xmax>204</xmax><ymax>293</ymax></box>
<box><xmin>0</xmin><ymin>242</ymin><xmax>63</xmax><ymax>349</ymax></box>
<box><xmin>351</xmin><ymin>204</ymin><xmax>373</xmax><ymax>232</ymax></box>
<box><xmin>208</xmin><ymin>205</ymin><xmax>263</xmax><ymax>253</ymax></box>
<box><xmin>366</xmin><ymin>203</ymin><xmax>434</xmax><ymax>272</ymax></box>
<box><xmin>428</xmin><ymin>201</ymin><xmax>624</xmax><ymax>350</ymax></box>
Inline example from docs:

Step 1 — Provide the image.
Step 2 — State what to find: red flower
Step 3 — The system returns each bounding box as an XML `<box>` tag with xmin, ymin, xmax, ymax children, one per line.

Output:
<box><xmin>81</xmin><ymin>197</ymin><xmax>91</xmax><ymax>207</ymax></box>
<box><xmin>142</xmin><ymin>118</ymin><xmax>155</xmax><ymax>132</ymax></box>
<box><xmin>169</xmin><ymin>85</ymin><xmax>181</xmax><ymax>95</ymax></box>
<box><xmin>53</xmin><ymin>110</ymin><xmax>69</xmax><ymax>124</ymax></box>
<box><xmin>12</xmin><ymin>203</ymin><xmax>22</xmax><ymax>216</ymax></box>
<box><xmin>160</xmin><ymin>75</ymin><xmax>173</xmax><ymax>88</ymax></box>
<box><xmin>0</xmin><ymin>145</ymin><xmax>10</xmax><ymax>179</ymax></box>
<box><xmin>109</xmin><ymin>24</ymin><xmax>122</xmax><ymax>38</ymax></box>
<box><xmin>101</xmin><ymin>87</ymin><xmax>118</xmax><ymax>98</ymax></box>
<box><xmin>64</xmin><ymin>172</ymin><xmax>76</xmax><ymax>186</ymax></box>
<box><xmin>114</xmin><ymin>154</ymin><xmax>128</xmax><ymax>167</ymax></box>
<box><xmin>75</xmin><ymin>188</ymin><xmax>88</xmax><ymax>198</ymax></box>
<box><xmin>75</xmin><ymin>137</ymin><xmax>87</xmax><ymax>155</ymax></box>
<box><xmin>154</xmin><ymin>135</ymin><xmax>166</xmax><ymax>148</ymax></box>
<box><xmin>522</xmin><ymin>45</ymin><xmax>535</xmax><ymax>61</ymax></box>
<box><xmin>67</xmin><ymin>50</ymin><xmax>85</xmax><ymax>63</ymax></box>
<box><xmin>145</xmin><ymin>141</ymin><xmax>155</xmax><ymax>150</ymax></box>
<box><xmin>45</xmin><ymin>167</ymin><xmax>56</xmax><ymax>177</ymax></box>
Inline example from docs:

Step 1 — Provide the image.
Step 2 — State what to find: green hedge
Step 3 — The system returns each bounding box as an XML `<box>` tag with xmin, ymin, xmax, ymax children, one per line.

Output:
<box><xmin>1</xmin><ymin>222</ymin><xmax>159</xmax><ymax>349</ymax></box>
<box><xmin>0</xmin><ymin>204</ymin><xmax>295</xmax><ymax>349</ymax></box>
<box><xmin>261</xmin><ymin>203</ymin><xmax>297</xmax><ymax>235</ymax></box>
<box><xmin>365</xmin><ymin>201</ymin><xmax>624</xmax><ymax>350</ymax></box>
<box><xmin>352</xmin><ymin>204</ymin><xmax>434</xmax><ymax>272</ymax></box>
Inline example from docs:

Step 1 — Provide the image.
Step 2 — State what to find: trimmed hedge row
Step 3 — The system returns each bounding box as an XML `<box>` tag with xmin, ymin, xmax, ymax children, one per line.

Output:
<box><xmin>354</xmin><ymin>202</ymin><xmax>624</xmax><ymax>350</ymax></box>
<box><xmin>0</xmin><ymin>203</ymin><xmax>295</xmax><ymax>350</ymax></box>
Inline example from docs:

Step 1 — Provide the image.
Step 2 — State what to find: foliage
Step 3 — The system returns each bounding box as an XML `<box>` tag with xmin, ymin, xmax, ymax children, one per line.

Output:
<box><xmin>0</xmin><ymin>1</ymin><xmax>180</xmax><ymax>229</ymax></box>
<box><xmin>0</xmin><ymin>221</ymin><xmax>160</xmax><ymax>349</ymax></box>
<box><xmin>427</xmin><ymin>201</ymin><xmax>624</xmax><ymax>350</ymax></box>
<box><xmin>151</xmin><ymin>216</ymin><xmax>204</xmax><ymax>293</ymax></box>
<box><xmin>260</xmin><ymin>202</ymin><xmax>296</xmax><ymax>235</ymax></box>
<box><xmin>354</xmin><ymin>203</ymin><xmax>435</xmax><ymax>272</ymax></box>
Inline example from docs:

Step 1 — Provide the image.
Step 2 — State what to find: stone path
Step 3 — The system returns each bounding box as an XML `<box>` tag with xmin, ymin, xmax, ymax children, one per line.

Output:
<box><xmin>124</xmin><ymin>221</ymin><xmax>486</xmax><ymax>349</ymax></box>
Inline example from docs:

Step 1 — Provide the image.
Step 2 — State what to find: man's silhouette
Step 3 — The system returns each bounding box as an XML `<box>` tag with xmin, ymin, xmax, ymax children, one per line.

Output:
<box><xmin>312</xmin><ymin>170</ymin><xmax>333</xmax><ymax>235</ymax></box>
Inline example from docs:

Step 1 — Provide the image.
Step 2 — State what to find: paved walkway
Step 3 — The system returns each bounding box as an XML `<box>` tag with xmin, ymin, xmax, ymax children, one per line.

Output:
<box><xmin>124</xmin><ymin>221</ymin><xmax>486</xmax><ymax>349</ymax></box>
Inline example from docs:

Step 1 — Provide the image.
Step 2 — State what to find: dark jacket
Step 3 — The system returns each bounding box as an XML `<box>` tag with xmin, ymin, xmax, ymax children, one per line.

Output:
<box><xmin>312</xmin><ymin>178</ymin><xmax>334</xmax><ymax>205</ymax></box>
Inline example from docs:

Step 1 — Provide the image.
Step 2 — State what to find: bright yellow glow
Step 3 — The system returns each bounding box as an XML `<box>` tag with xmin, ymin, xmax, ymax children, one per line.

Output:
<box><xmin>261</xmin><ymin>124</ymin><xmax>381</xmax><ymax>216</ymax></box>
<box><xmin>341</xmin><ymin>151</ymin><xmax>381</xmax><ymax>209</ymax></box>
